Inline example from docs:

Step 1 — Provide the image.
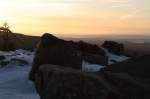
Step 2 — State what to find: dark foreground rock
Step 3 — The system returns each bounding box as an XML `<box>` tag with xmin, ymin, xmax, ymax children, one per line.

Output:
<box><xmin>103</xmin><ymin>55</ymin><xmax>150</xmax><ymax>85</ymax></box>
<box><xmin>35</xmin><ymin>65</ymin><xmax>120</xmax><ymax>99</ymax></box>
<box><xmin>29</xmin><ymin>33</ymin><xmax>150</xmax><ymax>99</ymax></box>
<box><xmin>29</xmin><ymin>33</ymin><xmax>107</xmax><ymax>81</ymax></box>
<box><xmin>84</xmin><ymin>53</ymin><xmax>108</xmax><ymax>65</ymax></box>
<box><xmin>30</xmin><ymin>33</ymin><xmax>150</xmax><ymax>99</ymax></box>
<box><xmin>102</xmin><ymin>41</ymin><xmax>124</xmax><ymax>55</ymax></box>
<box><xmin>77</xmin><ymin>41</ymin><xmax>106</xmax><ymax>56</ymax></box>
<box><xmin>29</xmin><ymin>33</ymin><xmax>82</xmax><ymax>81</ymax></box>
<box><xmin>0</xmin><ymin>55</ymin><xmax>5</xmax><ymax>60</ymax></box>
<box><xmin>35</xmin><ymin>64</ymin><xmax>150</xmax><ymax>99</ymax></box>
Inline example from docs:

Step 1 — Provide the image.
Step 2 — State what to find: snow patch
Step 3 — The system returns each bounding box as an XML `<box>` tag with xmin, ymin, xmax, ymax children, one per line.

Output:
<box><xmin>0</xmin><ymin>64</ymin><xmax>40</xmax><ymax>99</ymax></box>
<box><xmin>0</xmin><ymin>49</ymin><xmax>34</xmax><ymax>67</ymax></box>
<box><xmin>100</xmin><ymin>47</ymin><xmax>130</xmax><ymax>65</ymax></box>
<box><xmin>108</xmin><ymin>54</ymin><xmax>130</xmax><ymax>65</ymax></box>
<box><xmin>82</xmin><ymin>61</ymin><xmax>105</xmax><ymax>72</ymax></box>
<box><xmin>0</xmin><ymin>50</ymin><xmax>39</xmax><ymax>99</ymax></box>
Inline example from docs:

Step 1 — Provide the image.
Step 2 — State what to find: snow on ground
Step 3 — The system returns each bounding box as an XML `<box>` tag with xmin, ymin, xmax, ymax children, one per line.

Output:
<box><xmin>0</xmin><ymin>65</ymin><xmax>40</xmax><ymax>99</ymax></box>
<box><xmin>0</xmin><ymin>48</ymin><xmax>130</xmax><ymax>99</ymax></box>
<box><xmin>0</xmin><ymin>49</ymin><xmax>34</xmax><ymax>65</ymax></box>
<box><xmin>108</xmin><ymin>54</ymin><xmax>130</xmax><ymax>65</ymax></box>
<box><xmin>82</xmin><ymin>61</ymin><xmax>105</xmax><ymax>72</ymax></box>
<box><xmin>100</xmin><ymin>47</ymin><xmax>130</xmax><ymax>65</ymax></box>
<box><xmin>0</xmin><ymin>50</ymin><xmax>40</xmax><ymax>99</ymax></box>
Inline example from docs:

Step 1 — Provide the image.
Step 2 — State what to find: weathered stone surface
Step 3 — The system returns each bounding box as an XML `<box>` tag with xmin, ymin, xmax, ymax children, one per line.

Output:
<box><xmin>77</xmin><ymin>41</ymin><xmax>106</xmax><ymax>56</ymax></box>
<box><xmin>102</xmin><ymin>41</ymin><xmax>124</xmax><ymax>55</ymax></box>
<box><xmin>29</xmin><ymin>33</ymin><xmax>107</xmax><ymax>81</ymax></box>
<box><xmin>29</xmin><ymin>34</ymin><xmax>150</xmax><ymax>99</ymax></box>
<box><xmin>100</xmin><ymin>55</ymin><xmax>150</xmax><ymax>99</ymax></box>
<box><xmin>97</xmin><ymin>71</ymin><xmax>150</xmax><ymax>99</ymax></box>
<box><xmin>34</xmin><ymin>64</ymin><xmax>150</xmax><ymax>99</ymax></box>
<box><xmin>103</xmin><ymin>55</ymin><xmax>150</xmax><ymax>85</ymax></box>
<box><xmin>77</xmin><ymin>41</ymin><xmax>108</xmax><ymax>65</ymax></box>
<box><xmin>34</xmin><ymin>65</ymin><xmax>122</xmax><ymax>99</ymax></box>
<box><xmin>29</xmin><ymin>33</ymin><xmax>82</xmax><ymax>81</ymax></box>
<box><xmin>84</xmin><ymin>53</ymin><xmax>108</xmax><ymax>65</ymax></box>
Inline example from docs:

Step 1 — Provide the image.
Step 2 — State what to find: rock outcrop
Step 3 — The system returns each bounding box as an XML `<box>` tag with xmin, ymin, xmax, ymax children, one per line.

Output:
<box><xmin>34</xmin><ymin>64</ymin><xmax>150</xmax><ymax>99</ymax></box>
<box><xmin>102</xmin><ymin>41</ymin><xmax>124</xmax><ymax>55</ymax></box>
<box><xmin>84</xmin><ymin>53</ymin><xmax>108</xmax><ymax>65</ymax></box>
<box><xmin>34</xmin><ymin>65</ymin><xmax>121</xmax><ymax>99</ymax></box>
<box><xmin>29</xmin><ymin>33</ymin><xmax>150</xmax><ymax>99</ymax></box>
<box><xmin>29</xmin><ymin>33</ymin><xmax>82</xmax><ymax>81</ymax></box>
<box><xmin>29</xmin><ymin>33</ymin><xmax>107</xmax><ymax>81</ymax></box>
<box><xmin>102</xmin><ymin>55</ymin><xmax>150</xmax><ymax>85</ymax></box>
<box><xmin>77</xmin><ymin>41</ymin><xmax>106</xmax><ymax>56</ymax></box>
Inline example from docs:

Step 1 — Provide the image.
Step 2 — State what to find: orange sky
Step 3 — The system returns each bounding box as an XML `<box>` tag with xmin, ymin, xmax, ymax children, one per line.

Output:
<box><xmin>0</xmin><ymin>0</ymin><xmax>150</xmax><ymax>36</ymax></box>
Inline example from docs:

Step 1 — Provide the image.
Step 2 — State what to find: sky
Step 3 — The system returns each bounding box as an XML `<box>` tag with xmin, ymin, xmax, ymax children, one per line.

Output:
<box><xmin>0</xmin><ymin>0</ymin><xmax>150</xmax><ymax>36</ymax></box>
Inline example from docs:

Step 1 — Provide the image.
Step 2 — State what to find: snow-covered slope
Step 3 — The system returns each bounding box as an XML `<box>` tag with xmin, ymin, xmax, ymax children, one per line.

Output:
<box><xmin>0</xmin><ymin>50</ymin><xmax>40</xmax><ymax>99</ymax></box>
<box><xmin>0</xmin><ymin>65</ymin><xmax>40</xmax><ymax>99</ymax></box>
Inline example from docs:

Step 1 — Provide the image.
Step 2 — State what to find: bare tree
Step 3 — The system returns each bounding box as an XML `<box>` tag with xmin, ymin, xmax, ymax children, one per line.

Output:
<box><xmin>1</xmin><ymin>22</ymin><xmax>10</xmax><ymax>29</ymax></box>
<box><xmin>0</xmin><ymin>22</ymin><xmax>26</xmax><ymax>51</ymax></box>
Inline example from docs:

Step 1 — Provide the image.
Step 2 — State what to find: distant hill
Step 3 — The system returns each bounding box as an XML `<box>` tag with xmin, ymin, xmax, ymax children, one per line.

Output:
<box><xmin>0</xmin><ymin>32</ymin><xmax>150</xmax><ymax>55</ymax></box>
<box><xmin>0</xmin><ymin>32</ymin><xmax>40</xmax><ymax>50</ymax></box>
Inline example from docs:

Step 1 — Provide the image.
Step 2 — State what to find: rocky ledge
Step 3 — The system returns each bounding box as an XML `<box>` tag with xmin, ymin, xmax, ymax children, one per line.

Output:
<box><xmin>30</xmin><ymin>33</ymin><xmax>150</xmax><ymax>99</ymax></box>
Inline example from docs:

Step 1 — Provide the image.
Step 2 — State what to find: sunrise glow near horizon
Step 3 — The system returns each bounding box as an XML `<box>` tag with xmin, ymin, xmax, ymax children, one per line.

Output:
<box><xmin>0</xmin><ymin>0</ymin><xmax>150</xmax><ymax>36</ymax></box>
